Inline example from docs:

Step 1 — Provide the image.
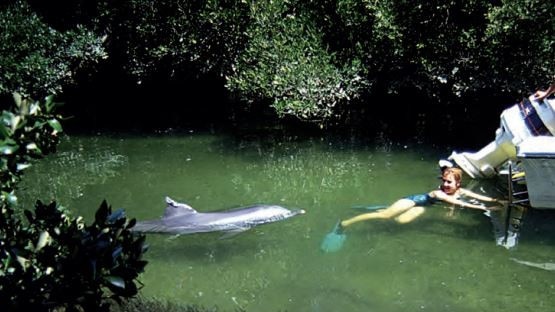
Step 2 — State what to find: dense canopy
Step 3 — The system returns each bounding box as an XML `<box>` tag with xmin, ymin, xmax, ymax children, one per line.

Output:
<box><xmin>0</xmin><ymin>0</ymin><xmax>553</xmax><ymax>124</ymax></box>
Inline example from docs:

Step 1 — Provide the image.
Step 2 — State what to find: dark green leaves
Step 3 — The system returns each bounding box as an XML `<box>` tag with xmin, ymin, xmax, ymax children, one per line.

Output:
<box><xmin>226</xmin><ymin>0</ymin><xmax>367</xmax><ymax>120</ymax></box>
<box><xmin>0</xmin><ymin>94</ymin><xmax>147</xmax><ymax>310</ymax></box>
<box><xmin>1</xmin><ymin>199</ymin><xmax>148</xmax><ymax>311</ymax></box>
<box><xmin>0</xmin><ymin>1</ymin><xmax>107</xmax><ymax>98</ymax></box>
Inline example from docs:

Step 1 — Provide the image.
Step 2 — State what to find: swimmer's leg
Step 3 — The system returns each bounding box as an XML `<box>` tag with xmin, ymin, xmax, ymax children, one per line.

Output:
<box><xmin>394</xmin><ymin>206</ymin><xmax>426</xmax><ymax>224</ymax></box>
<box><xmin>341</xmin><ymin>198</ymin><xmax>416</xmax><ymax>228</ymax></box>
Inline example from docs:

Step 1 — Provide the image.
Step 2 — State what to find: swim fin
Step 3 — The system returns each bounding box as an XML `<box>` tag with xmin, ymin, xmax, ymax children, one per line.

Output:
<box><xmin>320</xmin><ymin>220</ymin><xmax>346</xmax><ymax>253</ymax></box>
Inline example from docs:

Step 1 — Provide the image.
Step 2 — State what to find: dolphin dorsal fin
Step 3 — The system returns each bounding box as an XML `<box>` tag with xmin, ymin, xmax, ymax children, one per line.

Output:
<box><xmin>163</xmin><ymin>196</ymin><xmax>197</xmax><ymax>218</ymax></box>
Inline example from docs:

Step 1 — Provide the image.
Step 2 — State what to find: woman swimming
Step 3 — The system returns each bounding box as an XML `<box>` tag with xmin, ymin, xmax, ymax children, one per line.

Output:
<box><xmin>339</xmin><ymin>167</ymin><xmax>502</xmax><ymax>228</ymax></box>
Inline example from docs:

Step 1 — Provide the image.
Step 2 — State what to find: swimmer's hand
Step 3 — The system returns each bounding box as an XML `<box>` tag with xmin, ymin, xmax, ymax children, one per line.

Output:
<box><xmin>486</xmin><ymin>205</ymin><xmax>503</xmax><ymax>211</ymax></box>
<box><xmin>492</xmin><ymin>199</ymin><xmax>510</xmax><ymax>211</ymax></box>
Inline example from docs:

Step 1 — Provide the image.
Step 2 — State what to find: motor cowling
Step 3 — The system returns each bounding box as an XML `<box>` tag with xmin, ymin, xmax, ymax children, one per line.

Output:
<box><xmin>449</xmin><ymin>95</ymin><xmax>555</xmax><ymax>178</ymax></box>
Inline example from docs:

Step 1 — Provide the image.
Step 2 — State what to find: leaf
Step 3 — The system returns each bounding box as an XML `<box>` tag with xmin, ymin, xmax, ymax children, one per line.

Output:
<box><xmin>44</xmin><ymin>95</ymin><xmax>55</xmax><ymax>112</ymax></box>
<box><xmin>10</xmin><ymin>115</ymin><xmax>21</xmax><ymax>132</ymax></box>
<box><xmin>24</xmin><ymin>210</ymin><xmax>34</xmax><ymax>222</ymax></box>
<box><xmin>132</xmin><ymin>235</ymin><xmax>147</xmax><ymax>255</ymax></box>
<box><xmin>112</xmin><ymin>246</ymin><xmax>123</xmax><ymax>262</ymax></box>
<box><xmin>106</xmin><ymin>276</ymin><xmax>125</xmax><ymax>289</ymax></box>
<box><xmin>12</xmin><ymin>92</ymin><xmax>22</xmax><ymax>108</ymax></box>
<box><xmin>95</xmin><ymin>200</ymin><xmax>110</xmax><ymax>225</ymax></box>
<box><xmin>47</xmin><ymin>119</ymin><xmax>63</xmax><ymax>132</ymax></box>
<box><xmin>124</xmin><ymin>280</ymin><xmax>138</xmax><ymax>295</ymax></box>
<box><xmin>89</xmin><ymin>259</ymin><xmax>97</xmax><ymax>279</ymax></box>
<box><xmin>0</xmin><ymin>143</ymin><xmax>19</xmax><ymax>155</ymax></box>
<box><xmin>35</xmin><ymin>231</ymin><xmax>51</xmax><ymax>251</ymax></box>
<box><xmin>16</xmin><ymin>163</ymin><xmax>31</xmax><ymax>171</ymax></box>
<box><xmin>26</xmin><ymin>142</ymin><xmax>38</xmax><ymax>150</ymax></box>
<box><xmin>126</xmin><ymin>218</ymin><xmax>136</xmax><ymax>229</ymax></box>
<box><xmin>29</xmin><ymin>102</ymin><xmax>39</xmax><ymax>115</ymax></box>
<box><xmin>134</xmin><ymin>260</ymin><xmax>149</xmax><ymax>272</ymax></box>
<box><xmin>107</xmin><ymin>208</ymin><xmax>125</xmax><ymax>223</ymax></box>
<box><xmin>0</xmin><ymin>123</ymin><xmax>11</xmax><ymax>138</ymax></box>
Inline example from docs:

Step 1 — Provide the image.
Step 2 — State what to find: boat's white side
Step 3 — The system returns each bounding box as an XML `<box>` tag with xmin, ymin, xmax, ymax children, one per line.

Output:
<box><xmin>517</xmin><ymin>136</ymin><xmax>555</xmax><ymax>209</ymax></box>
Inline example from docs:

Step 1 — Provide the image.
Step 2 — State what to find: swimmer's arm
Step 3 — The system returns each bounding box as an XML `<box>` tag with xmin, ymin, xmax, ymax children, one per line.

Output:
<box><xmin>459</xmin><ymin>188</ymin><xmax>499</xmax><ymax>202</ymax></box>
<box><xmin>430</xmin><ymin>190</ymin><xmax>488</xmax><ymax>211</ymax></box>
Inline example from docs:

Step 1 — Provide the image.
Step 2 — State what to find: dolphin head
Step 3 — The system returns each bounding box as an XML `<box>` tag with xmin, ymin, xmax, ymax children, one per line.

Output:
<box><xmin>280</xmin><ymin>206</ymin><xmax>306</xmax><ymax>217</ymax></box>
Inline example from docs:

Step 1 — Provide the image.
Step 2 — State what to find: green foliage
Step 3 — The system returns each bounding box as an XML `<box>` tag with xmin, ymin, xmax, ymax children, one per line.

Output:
<box><xmin>0</xmin><ymin>200</ymin><xmax>147</xmax><ymax>311</ymax></box>
<box><xmin>0</xmin><ymin>0</ymin><xmax>107</xmax><ymax>98</ymax></box>
<box><xmin>2</xmin><ymin>0</ymin><xmax>552</xmax><ymax>121</ymax></box>
<box><xmin>483</xmin><ymin>0</ymin><xmax>554</xmax><ymax>92</ymax></box>
<box><xmin>323</xmin><ymin>0</ymin><xmax>554</xmax><ymax>99</ymax></box>
<box><xmin>88</xmin><ymin>0</ymin><xmax>552</xmax><ymax>120</ymax></box>
<box><xmin>94</xmin><ymin>0</ymin><xmax>250</xmax><ymax>81</ymax></box>
<box><xmin>0</xmin><ymin>93</ymin><xmax>62</xmax><ymax>203</ymax></box>
<box><xmin>225</xmin><ymin>0</ymin><xmax>368</xmax><ymax>120</ymax></box>
<box><xmin>311</xmin><ymin>0</ymin><xmax>405</xmax><ymax>78</ymax></box>
<box><xmin>0</xmin><ymin>94</ymin><xmax>148</xmax><ymax>311</ymax></box>
<box><xmin>312</xmin><ymin>0</ymin><xmax>488</xmax><ymax>97</ymax></box>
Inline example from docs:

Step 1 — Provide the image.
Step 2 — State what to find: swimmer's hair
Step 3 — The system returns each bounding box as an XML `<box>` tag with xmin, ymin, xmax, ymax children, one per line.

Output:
<box><xmin>442</xmin><ymin>167</ymin><xmax>463</xmax><ymax>183</ymax></box>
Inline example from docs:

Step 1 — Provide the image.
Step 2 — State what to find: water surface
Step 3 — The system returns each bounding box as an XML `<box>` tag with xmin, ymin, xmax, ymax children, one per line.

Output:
<box><xmin>19</xmin><ymin>130</ymin><xmax>555</xmax><ymax>312</ymax></box>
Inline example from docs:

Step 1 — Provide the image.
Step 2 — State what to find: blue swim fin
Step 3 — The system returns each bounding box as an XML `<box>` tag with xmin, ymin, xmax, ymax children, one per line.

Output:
<box><xmin>320</xmin><ymin>221</ymin><xmax>346</xmax><ymax>253</ymax></box>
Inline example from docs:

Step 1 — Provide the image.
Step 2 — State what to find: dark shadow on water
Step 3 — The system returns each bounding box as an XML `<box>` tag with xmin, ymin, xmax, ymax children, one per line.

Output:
<box><xmin>518</xmin><ymin>208</ymin><xmax>555</xmax><ymax>246</ymax></box>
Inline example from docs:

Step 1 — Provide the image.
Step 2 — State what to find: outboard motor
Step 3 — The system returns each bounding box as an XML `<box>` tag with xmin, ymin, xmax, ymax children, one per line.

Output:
<box><xmin>449</xmin><ymin>95</ymin><xmax>555</xmax><ymax>178</ymax></box>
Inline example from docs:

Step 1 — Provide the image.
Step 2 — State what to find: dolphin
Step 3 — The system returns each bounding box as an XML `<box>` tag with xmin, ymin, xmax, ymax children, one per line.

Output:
<box><xmin>132</xmin><ymin>197</ymin><xmax>305</xmax><ymax>237</ymax></box>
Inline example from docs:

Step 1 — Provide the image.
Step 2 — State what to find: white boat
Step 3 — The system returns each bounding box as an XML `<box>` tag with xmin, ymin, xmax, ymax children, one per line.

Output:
<box><xmin>446</xmin><ymin>94</ymin><xmax>555</xmax><ymax>248</ymax></box>
<box><xmin>448</xmin><ymin>94</ymin><xmax>555</xmax><ymax>209</ymax></box>
<box><xmin>449</xmin><ymin>95</ymin><xmax>555</xmax><ymax>180</ymax></box>
<box><xmin>516</xmin><ymin>136</ymin><xmax>555</xmax><ymax>209</ymax></box>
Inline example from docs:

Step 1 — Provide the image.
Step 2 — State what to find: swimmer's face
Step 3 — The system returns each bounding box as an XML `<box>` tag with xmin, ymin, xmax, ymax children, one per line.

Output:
<box><xmin>441</xmin><ymin>172</ymin><xmax>460</xmax><ymax>195</ymax></box>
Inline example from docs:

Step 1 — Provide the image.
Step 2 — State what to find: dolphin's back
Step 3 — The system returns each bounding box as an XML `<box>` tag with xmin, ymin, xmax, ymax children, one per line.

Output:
<box><xmin>132</xmin><ymin>198</ymin><xmax>198</xmax><ymax>234</ymax></box>
<box><xmin>132</xmin><ymin>197</ymin><xmax>305</xmax><ymax>236</ymax></box>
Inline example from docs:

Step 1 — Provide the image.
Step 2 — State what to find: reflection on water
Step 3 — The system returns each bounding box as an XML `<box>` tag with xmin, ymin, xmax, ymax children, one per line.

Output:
<box><xmin>18</xmin><ymin>131</ymin><xmax>555</xmax><ymax>312</ymax></box>
<box><xmin>19</xmin><ymin>136</ymin><xmax>127</xmax><ymax>204</ymax></box>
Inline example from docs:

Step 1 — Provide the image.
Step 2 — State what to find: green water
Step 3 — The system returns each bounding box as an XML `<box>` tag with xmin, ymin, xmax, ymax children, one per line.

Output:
<box><xmin>19</xmin><ymin>131</ymin><xmax>555</xmax><ymax>312</ymax></box>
